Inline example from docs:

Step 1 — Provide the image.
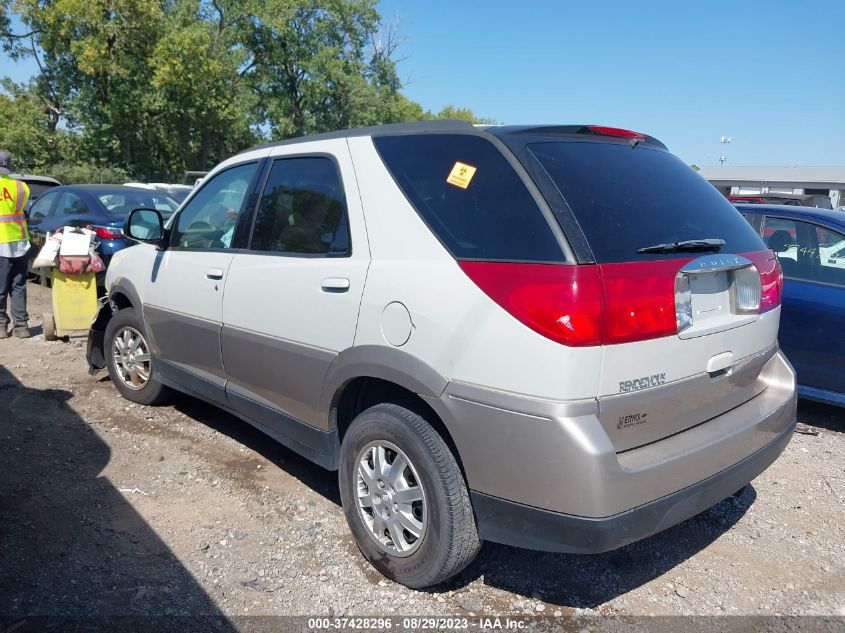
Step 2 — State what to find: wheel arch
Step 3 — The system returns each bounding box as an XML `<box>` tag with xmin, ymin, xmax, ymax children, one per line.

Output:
<box><xmin>86</xmin><ymin>277</ymin><xmax>145</xmax><ymax>373</ymax></box>
<box><xmin>322</xmin><ymin>346</ymin><xmax>467</xmax><ymax>477</ymax></box>
<box><xmin>320</xmin><ymin>345</ymin><xmax>448</xmax><ymax>434</ymax></box>
<box><xmin>108</xmin><ymin>277</ymin><xmax>143</xmax><ymax>313</ymax></box>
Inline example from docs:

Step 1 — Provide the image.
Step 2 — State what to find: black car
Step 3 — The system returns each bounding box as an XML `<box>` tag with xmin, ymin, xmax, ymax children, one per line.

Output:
<box><xmin>11</xmin><ymin>174</ymin><xmax>62</xmax><ymax>210</ymax></box>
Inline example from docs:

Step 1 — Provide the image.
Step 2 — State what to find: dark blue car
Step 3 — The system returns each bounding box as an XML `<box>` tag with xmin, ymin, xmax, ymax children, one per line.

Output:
<box><xmin>735</xmin><ymin>203</ymin><xmax>845</xmax><ymax>406</ymax></box>
<box><xmin>26</xmin><ymin>184</ymin><xmax>179</xmax><ymax>279</ymax></box>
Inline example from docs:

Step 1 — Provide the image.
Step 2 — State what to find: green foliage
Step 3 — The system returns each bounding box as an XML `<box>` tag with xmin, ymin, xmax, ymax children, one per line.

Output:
<box><xmin>49</xmin><ymin>161</ymin><xmax>130</xmax><ymax>184</ymax></box>
<box><xmin>429</xmin><ymin>104</ymin><xmax>498</xmax><ymax>125</ymax></box>
<box><xmin>0</xmin><ymin>79</ymin><xmax>77</xmax><ymax>172</ymax></box>
<box><xmin>1</xmin><ymin>0</ymin><xmax>494</xmax><ymax>179</ymax></box>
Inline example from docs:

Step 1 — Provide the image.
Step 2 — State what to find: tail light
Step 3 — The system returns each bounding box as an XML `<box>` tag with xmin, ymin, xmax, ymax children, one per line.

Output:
<box><xmin>93</xmin><ymin>225</ymin><xmax>123</xmax><ymax>240</ymax></box>
<box><xmin>600</xmin><ymin>260</ymin><xmax>680</xmax><ymax>343</ymax></box>
<box><xmin>745</xmin><ymin>250</ymin><xmax>783</xmax><ymax>313</ymax></box>
<box><xmin>461</xmin><ymin>250</ymin><xmax>779</xmax><ymax>348</ymax></box>
<box><xmin>585</xmin><ymin>125</ymin><xmax>646</xmax><ymax>139</ymax></box>
<box><xmin>459</xmin><ymin>260</ymin><xmax>683</xmax><ymax>347</ymax></box>
<box><xmin>458</xmin><ymin>262</ymin><xmax>604</xmax><ymax>346</ymax></box>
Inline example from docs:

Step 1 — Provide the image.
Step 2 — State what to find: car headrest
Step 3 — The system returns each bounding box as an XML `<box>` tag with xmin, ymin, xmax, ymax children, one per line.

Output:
<box><xmin>767</xmin><ymin>230</ymin><xmax>794</xmax><ymax>253</ymax></box>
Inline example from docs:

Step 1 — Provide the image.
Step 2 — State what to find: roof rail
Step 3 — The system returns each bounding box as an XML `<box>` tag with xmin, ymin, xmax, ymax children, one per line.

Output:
<box><xmin>238</xmin><ymin>120</ymin><xmax>477</xmax><ymax>155</ymax></box>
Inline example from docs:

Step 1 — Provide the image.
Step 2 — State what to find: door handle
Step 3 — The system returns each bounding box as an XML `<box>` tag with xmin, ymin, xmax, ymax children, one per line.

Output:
<box><xmin>321</xmin><ymin>277</ymin><xmax>350</xmax><ymax>292</ymax></box>
<box><xmin>206</xmin><ymin>268</ymin><xmax>224</xmax><ymax>280</ymax></box>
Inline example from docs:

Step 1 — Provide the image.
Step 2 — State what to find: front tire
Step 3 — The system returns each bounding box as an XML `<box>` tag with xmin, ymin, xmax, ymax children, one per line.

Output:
<box><xmin>339</xmin><ymin>403</ymin><xmax>481</xmax><ymax>588</ymax></box>
<box><xmin>104</xmin><ymin>307</ymin><xmax>170</xmax><ymax>405</ymax></box>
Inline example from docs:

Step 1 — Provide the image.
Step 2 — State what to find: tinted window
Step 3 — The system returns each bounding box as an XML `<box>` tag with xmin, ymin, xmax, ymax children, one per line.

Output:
<box><xmin>374</xmin><ymin>134</ymin><xmax>564</xmax><ymax>262</ymax></box>
<box><xmin>172</xmin><ymin>162</ymin><xmax>258</xmax><ymax>249</ymax></box>
<box><xmin>28</xmin><ymin>190</ymin><xmax>60</xmax><ymax>220</ymax></box>
<box><xmin>55</xmin><ymin>192</ymin><xmax>90</xmax><ymax>217</ymax></box>
<box><xmin>251</xmin><ymin>157</ymin><xmax>349</xmax><ymax>255</ymax></box>
<box><xmin>529</xmin><ymin>141</ymin><xmax>766</xmax><ymax>263</ymax></box>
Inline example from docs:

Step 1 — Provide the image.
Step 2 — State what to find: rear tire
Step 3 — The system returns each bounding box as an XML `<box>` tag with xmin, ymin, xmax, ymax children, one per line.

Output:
<box><xmin>104</xmin><ymin>307</ymin><xmax>170</xmax><ymax>405</ymax></box>
<box><xmin>339</xmin><ymin>402</ymin><xmax>481</xmax><ymax>588</ymax></box>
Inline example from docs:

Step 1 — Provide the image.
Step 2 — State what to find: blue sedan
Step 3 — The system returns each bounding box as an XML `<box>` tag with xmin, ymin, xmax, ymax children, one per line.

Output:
<box><xmin>734</xmin><ymin>203</ymin><xmax>845</xmax><ymax>407</ymax></box>
<box><xmin>26</xmin><ymin>184</ymin><xmax>179</xmax><ymax>281</ymax></box>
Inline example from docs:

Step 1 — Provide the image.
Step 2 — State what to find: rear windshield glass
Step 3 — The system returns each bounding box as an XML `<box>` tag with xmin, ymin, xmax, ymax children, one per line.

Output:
<box><xmin>98</xmin><ymin>191</ymin><xmax>179</xmax><ymax>216</ymax></box>
<box><xmin>374</xmin><ymin>134</ymin><xmax>564</xmax><ymax>262</ymax></box>
<box><xmin>528</xmin><ymin>141</ymin><xmax>765</xmax><ymax>263</ymax></box>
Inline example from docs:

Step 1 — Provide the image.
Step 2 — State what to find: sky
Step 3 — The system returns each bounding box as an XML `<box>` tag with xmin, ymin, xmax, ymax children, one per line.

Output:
<box><xmin>2</xmin><ymin>1</ymin><xmax>843</xmax><ymax>167</ymax></box>
<box><xmin>375</xmin><ymin>0</ymin><xmax>844</xmax><ymax>167</ymax></box>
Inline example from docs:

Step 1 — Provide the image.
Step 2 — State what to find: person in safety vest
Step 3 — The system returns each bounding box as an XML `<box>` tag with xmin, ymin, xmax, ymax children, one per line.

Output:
<box><xmin>0</xmin><ymin>150</ymin><xmax>32</xmax><ymax>339</ymax></box>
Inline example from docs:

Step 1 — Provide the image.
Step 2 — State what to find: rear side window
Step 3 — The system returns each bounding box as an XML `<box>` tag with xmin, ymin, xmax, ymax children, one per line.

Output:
<box><xmin>55</xmin><ymin>192</ymin><xmax>89</xmax><ymax>217</ymax></box>
<box><xmin>250</xmin><ymin>157</ymin><xmax>349</xmax><ymax>255</ymax></box>
<box><xmin>529</xmin><ymin>142</ymin><xmax>766</xmax><ymax>263</ymax></box>
<box><xmin>374</xmin><ymin>134</ymin><xmax>564</xmax><ymax>262</ymax></box>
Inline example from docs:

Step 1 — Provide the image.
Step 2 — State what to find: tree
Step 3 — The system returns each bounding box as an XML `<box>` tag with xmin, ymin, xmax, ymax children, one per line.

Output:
<box><xmin>429</xmin><ymin>104</ymin><xmax>497</xmax><ymax>125</ymax></box>
<box><xmin>0</xmin><ymin>79</ymin><xmax>77</xmax><ymax>172</ymax></box>
<box><xmin>143</xmin><ymin>0</ymin><xmax>259</xmax><ymax>176</ymax></box>
<box><xmin>1</xmin><ymin>0</ymin><xmax>492</xmax><ymax>179</ymax></box>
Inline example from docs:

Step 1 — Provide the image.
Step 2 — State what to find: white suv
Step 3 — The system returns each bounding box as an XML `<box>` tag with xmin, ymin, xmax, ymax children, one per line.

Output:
<box><xmin>87</xmin><ymin>121</ymin><xmax>796</xmax><ymax>588</ymax></box>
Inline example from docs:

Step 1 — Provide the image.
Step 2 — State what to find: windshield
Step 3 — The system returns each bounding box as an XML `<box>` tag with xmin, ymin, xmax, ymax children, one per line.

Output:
<box><xmin>98</xmin><ymin>191</ymin><xmax>179</xmax><ymax>216</ymax></box>
<box><xmin>528</xmin><ymin>141</ymin><xmax>766</xmax><ymax>263</ymax></box>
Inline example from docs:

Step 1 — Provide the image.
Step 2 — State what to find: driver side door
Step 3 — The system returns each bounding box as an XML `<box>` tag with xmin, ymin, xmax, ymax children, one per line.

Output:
<box><xmin>142</xmin><ymin>160</ymin><xmax>263</xmax><ymax>405</ymax></box>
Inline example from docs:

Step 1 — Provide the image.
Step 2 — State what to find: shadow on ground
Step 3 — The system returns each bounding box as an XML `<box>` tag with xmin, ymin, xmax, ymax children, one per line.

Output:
<box><xmin>798</xmin><ymin>399</ymin><xmax>844</xmax><ymax>433</ymax></box>
<box><xmin>0</xmin><ymin>364</ymin><xmax>234</xmax><ymax>630</ymax></box>
<box><xmin>165</xmin><ymin>391</ymin><xmax>758</xmax><ymax>609</ymax></box>
<box><xmin>447</xmin><ymin>487</ymin><xmax>754</xmax><ymax>608</ymax></box>
<box><xmin>172</xmin><ymin>398</ymin><xmax>341</xmax><ymax>506</ymax></box>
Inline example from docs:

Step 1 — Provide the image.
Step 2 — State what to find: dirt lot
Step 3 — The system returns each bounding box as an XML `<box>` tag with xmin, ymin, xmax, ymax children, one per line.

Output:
<box><xmin>1</xmin><ymin>281</ymin><xmax>843</xmax><ymax>624</ymax></box>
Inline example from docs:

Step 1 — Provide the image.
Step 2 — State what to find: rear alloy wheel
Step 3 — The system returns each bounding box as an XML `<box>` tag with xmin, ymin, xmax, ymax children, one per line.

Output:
<box><xmin>339</xmin><ymin>403</ymin><xmax>481</xmax><ymax>588</ymax></box>
<box><xmin>104</xmin><ymin>308</ymin><xmax>170</xmax><ymax>405</ymax></box>
<box><xmin>355</xmin><ymin>440</ymin><xmax>427</xmax><ymax>557</ymax></box>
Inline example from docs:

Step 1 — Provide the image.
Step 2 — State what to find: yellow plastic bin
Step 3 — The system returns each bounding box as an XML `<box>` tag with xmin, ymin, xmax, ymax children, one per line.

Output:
<box><xmin>43</xmin><ymin>270</ymin><xmax>98</xmax><ymax>341</ymax></box>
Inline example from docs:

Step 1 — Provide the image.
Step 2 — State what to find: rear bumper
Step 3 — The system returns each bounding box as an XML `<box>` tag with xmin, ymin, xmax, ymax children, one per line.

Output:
<box><xmin>471</xmin><ymin>421</ymin><xmax>793</xmax><ymax>553</ymax></box>
<box><xmin>424</xmin><ymin>349</ymin><xmax>796</xmax><ymax>550</ymax></box>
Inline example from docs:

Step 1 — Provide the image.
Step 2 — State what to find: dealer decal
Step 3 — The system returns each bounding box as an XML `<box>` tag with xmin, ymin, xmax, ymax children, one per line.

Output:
<box><xmin>617</xmin><ymin>413</ymin><xmax>648</xmax><ymax>430</ymax></box>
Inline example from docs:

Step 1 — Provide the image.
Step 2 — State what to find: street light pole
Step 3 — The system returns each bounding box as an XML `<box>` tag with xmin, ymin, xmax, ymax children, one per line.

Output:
<box><xmin>719</xmin><ymin>136</ymin><xmax>731</xmax><ymax>165</ymax></box>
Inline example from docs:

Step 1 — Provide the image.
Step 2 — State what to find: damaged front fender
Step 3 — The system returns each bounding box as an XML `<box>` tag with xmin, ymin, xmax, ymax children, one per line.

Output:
<box><xmin>86</xmin><ymin>297</ymin><xmax>115</xmax><ymax>375</ymax></box>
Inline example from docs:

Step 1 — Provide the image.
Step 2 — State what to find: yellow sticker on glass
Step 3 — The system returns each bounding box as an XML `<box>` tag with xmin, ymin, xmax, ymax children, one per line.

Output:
<box><xmin>446</xmin><ymin>161</ymin><xmax>477</xmax><ymax>189</ymax></box>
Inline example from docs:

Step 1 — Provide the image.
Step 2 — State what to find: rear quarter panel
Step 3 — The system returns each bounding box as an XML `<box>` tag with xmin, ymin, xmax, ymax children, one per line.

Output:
<box><xmin>347</xmin><ymin>136</ymin><xmax>602</xmax><ymax>401</ymax></box>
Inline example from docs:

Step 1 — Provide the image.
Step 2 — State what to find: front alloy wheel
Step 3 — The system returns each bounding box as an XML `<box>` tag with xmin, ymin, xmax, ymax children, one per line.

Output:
<box><xmin>104</xmin><ymin>307</ymin><xmax>170</xmax><ymax>405</ymax></box>
<box><xmin>111</xmin><ymin>326</ymin><xmax>151</xmax><ymax>390</ymax></box>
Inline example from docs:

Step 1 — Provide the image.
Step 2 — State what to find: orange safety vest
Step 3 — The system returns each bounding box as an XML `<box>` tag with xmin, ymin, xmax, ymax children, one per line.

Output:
<box><xmin>0</xmin><ymin>176</ymin><xmax>30</xmax><ymax>244</ymax></box>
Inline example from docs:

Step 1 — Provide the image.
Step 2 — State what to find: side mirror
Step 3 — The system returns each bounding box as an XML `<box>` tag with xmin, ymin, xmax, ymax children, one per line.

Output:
<box><xmin>125</xmin><ymin>208</ymin><xmax>166</xmax><ymax>247</ymax></box>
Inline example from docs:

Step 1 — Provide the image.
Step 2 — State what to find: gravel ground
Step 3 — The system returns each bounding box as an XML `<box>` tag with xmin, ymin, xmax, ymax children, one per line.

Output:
<box><xmin>1</xmin><ymin>281</ymin><xmax>843</xmax><ymax>624</ymax></box>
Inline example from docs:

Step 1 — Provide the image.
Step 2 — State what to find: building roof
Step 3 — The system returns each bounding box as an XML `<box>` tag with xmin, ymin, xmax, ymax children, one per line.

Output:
<box><xmin>700</xmin><ymin>165</ymin><xmax>845</xmax><ymax>187</ymax></box>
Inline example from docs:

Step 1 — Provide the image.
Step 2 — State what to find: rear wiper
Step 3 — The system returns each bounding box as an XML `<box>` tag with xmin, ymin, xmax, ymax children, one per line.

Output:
<box><xmin>636</xmin><ymin>238</ymin><xmax>726</xmax><ymax>254</ymax></box>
